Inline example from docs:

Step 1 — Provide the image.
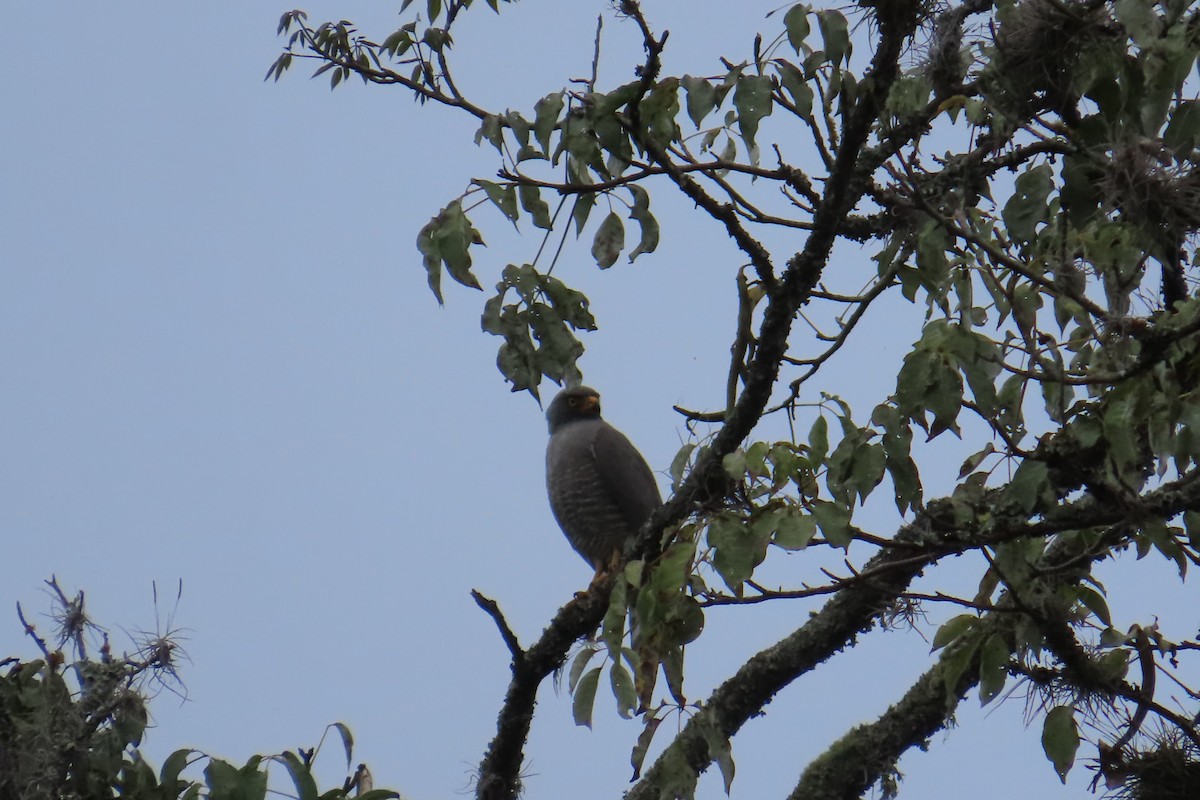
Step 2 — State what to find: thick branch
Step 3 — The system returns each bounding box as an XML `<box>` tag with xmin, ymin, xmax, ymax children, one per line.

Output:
<box><xmin>789</xmin><ymin>635</ymin><xmax>982</xmax><ymax>800</ymax></box>
<box><xmin>628</xmin><ymin>465</ymin><xmax>1200</xmax><ymax>797</ymax></box>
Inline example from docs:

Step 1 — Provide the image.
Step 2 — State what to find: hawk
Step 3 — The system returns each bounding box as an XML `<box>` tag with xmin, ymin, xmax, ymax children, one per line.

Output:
<box><xmin>545</xmin><ymin>386</ymin><xmax>661</xmax><ymax>582</ymax></box>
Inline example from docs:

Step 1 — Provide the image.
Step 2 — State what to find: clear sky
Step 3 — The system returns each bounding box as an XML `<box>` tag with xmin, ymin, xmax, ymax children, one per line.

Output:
<box><xmin>2</xmin><ymin>3</ymin><xmax>1189</xmax><ymax>799</ymax></box>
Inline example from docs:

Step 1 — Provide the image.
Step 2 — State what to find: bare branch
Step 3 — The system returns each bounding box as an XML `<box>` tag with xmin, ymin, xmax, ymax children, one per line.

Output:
<box><xmin>471</xmin><ymin>590</ymin><xmax>524</xmax><ymax>663</ymax></box>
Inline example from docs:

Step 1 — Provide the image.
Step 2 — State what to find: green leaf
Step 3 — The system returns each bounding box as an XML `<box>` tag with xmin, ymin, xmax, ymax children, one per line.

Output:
<box><xmin>204</xmin><ymin>758</ymin><xmax>267</xmax><ymax>800</ymax></box>
<box><xmin>329</xmin><ymin>722</ymin><xmax>353</xmax><ymax>769</ymax></box>
<box><xmin>539</xmin><ymin>272</ymin><xmax>596</xmax><ymax>331</ymax></box>
<box><xmin>572</xmin><ymin>666</ymin><xmax>602</xmax><ymax>728</ymax></box>
<box><xmin>568</xmin><ymin>646</ymin><xmax>600</xmax><ymax>693</ymax></box>
<box><xmin>121</xmin><ymin>755</ymin><xmax>158</xmax><ymax>795</ymax></box>
<box><xmin>719</xmin><ymin>135</ymin><xmax>737</xmax><ymax>163</ymax></box>
<box><xmin>723</xmin><ymin>449</ymin><xmax>747</xmax><ymax>479</ymax></box>
<box><xmin>783</xmin><ymin>4</ymin><xmax>810</xmax><ymax>54</ymax></box>
<box><xmin>557</xmin><ymin>111</ymin><xmax>605</xmax><ymax>178</ymax></box>
<box><xmin>662</xmin><ymin>645</ymin><xmax>687</xmax><ymax>706</ymax></box>
<box><xmin>1185</xmin><ymin>510</ymin><xmax>1200</xmax><ymax>549</ymax></box>
<box><xmin>1140</xmin><ymin>518</ymin><xmax>1188</xmax><ymax>577</ymax></box>
<box><xmin>978</xmin><ymin>633</ymin><xmax>1010</xmax><ymax>704</ymax></box>
<box><xmin>591</xmin><ymin>211</ymin><xmax>625</xmax><ymax>268</ymax></box>
<box><xmin>1073</xmin><ymin>585</ymin><xmax>1112</xmax><ymax>626</ymax></box>
<box><xmin>1061</xmin><ymin>151</ymin><xmax>1102</xmax><ymax>226</ymax></box>
<box><xmin>733</xmin><ymin>75</ymin><xmax>774</xmax><ymax>157</ymax></box>
<box><xmin>274</xmin><ymin>752</ymin><xmax>318</xmax><ymax>800</ymax></box>
<box><xmin>204</xmin><ymin>759</ymin><xmax>239</xmax><ymax>797</ymax></box>
<box><xmin>1005</xmin><ymin>459</ymin><xmax>1051</xmax><ymax>513</ymax></box>
<box><xmin>1042</xmin><ymin>706</ymin><xmax>1080</xmax><ymax>783</ymax></box>
<box><xmin>1165</xmin><ymin>101</ymin><xmax>1200</xmax><ymax>154</ymax></box>
<box><xmin>624</xmin><ymin>559</ymin><xmax>644</xmax><ymax>589</ymax></box>
<box><xmin>416</xmin><ymin>201</ymin><xmax>483</xmax><ymax>304</ymax></box>
<box><xmin>958</xmin><ymin>443</ymin><xmax>996</xmax><ymax>479</ymax></box>
<box><xmin>682</xmin><ymin>75</ymin><xmax>718</xmax><ymax>128</ymax></box>
<box><xmin>707</xmin><ymin>514</ymin><xmax>769</xmax><ymax>591</ymax></box>
<box><xmin>850</xmin><ymin>442</ymin><xmax>886</xmax><ymax>504</ymax></box>
<box><xmin>932</xmin><ymin>614</ymin><xmax>977</xmax><ymax>651</ymax></box>
<box><xmin>654</xmin><ymin>540</ymin><xmax>697</xmax><ymax>593</ymax></box>
<box><xmin>602</xmin><ymin>577</ymin><xmax>628</xmax><ymax>658</ymax></box>
<box><xmin>996</xmin><ymin>372</ymin><xmax>1026</xmax><ymax>438</ymax></box>
<box><xmin>950</xmin><ymin>326</ymin><xmax>1001</xmax><ymax>415</ymax></box>
<box><xmin>808</xmin><ymin>415</ymin><xmax>829</xmax><ymax>466</ymax></box>
<box><xmin>1099</xmin><ymin>626</ymin><xmax>1130</xmax><ymax>648</ymax></box>
<box><xmin>669</xmin><ymin>443</ymin><xmax>697</xmax><ymax>489</ymax></box>
<box><xmin>421</xmin><ymin>27</ymin><xmax>449</xmax><ymax>50</ymax></box>
<box><xmin>699</xmin><ymin>720</ymin><xmax>736</xmax><ymax>794</ymax></box>
<box><xmin>610</xmin><ymin>660</ymin><xmax>637</xmax><ymax>719</ymax></box>
<box><xmin>1010</xmin><ymin>282</ymin><xmax>1042</xmax><ymax>337</ymax></box>
<box><xmin>772</xmin><ymin>508</ymin><xmax>817</xmax><ymax>550</ymax></box>
<box><xmin>776</xmin><ymin>61</ymin><xmax>813</xmax><ymax>116</ymax></box>
<box><xmin>924</xmin><ymin>358</ymin><xmax>964</xmax><ymax>440</ymax></box>
<box><xmin>914</xmin><ymin>217</ymin><xmax>951</xmax><ymax>299</ymax></box>
<box><xmin>475</xmin><ymin>114</ymin><xmax>504</xmax><ymax>152</ymax></box>
<box><xmin>939</xmin><ymin>632</ymin><xmax>979</xmax><ymax>704</ymax></box>
<box><xmin>627</xmin><ymin>184</ymin><xmax>660</xmax><ymax>260</ymax></box>
<box><xmin>744</xmin><ymin>441</ymin><xmax>770</xmax><ymax>479</ymax></box>
<box><xmin>896</xmin><ymin>347</ymin><xmax>933</xmax><ymax>420</ymax></box>
<box><xmin>1002</xmin><ymin>163</ymin><xmax>1053</xmax><ymax>245</ymax></box>
<box><xmin>816</xmin><ymin>9</ymin><xmax>850</xmax><ymax>66</ymax></box>
<box><xmin>494</xmin><ymin>329</ymin><xmax>539</xmax><ymax>394</ymax></box>
<box><xmin>161</xmin><ymin>749</ymin><xmax>198</xmax><ymax>791</ymax></box>
<box><xmin>886</xmin><ymin>75</ymin><xmax>932</xmax><ymax>119</ymax></box>
<box><xmin>504</xmin><ymin>110</ymin><xmax>531</xmax><ymax>148</ymax></box>
<box><xmin>379</xmin><ymin>26</ymin><xmax>414</xmax><ymax>58</ymax></box>
<box><xmin>631</xmin><ymin>716</ymin><xmax>664</xmax><ymax>780</ymax></box>
<box><xmin>532</xmin><ymin>91</ymin><xmax>564</xmax><ymax>155</ymax></box>
<box><xmin>640</xmin><ymin>77</ymin><xmax>682</xmax><ymax>149</ymax></box>
<box><xmin>826</xmin><ymin>426</ymin><xmax>862</xmax><ymax>505</ymax></box>
<box><xmin>475</xmin><ymin>180</ymin><xmax>518</xmax><ymax>223</ymax></box>
<box><xmin>667</xmin><ymin>594</ymin><xmax>705</xmax><ymax>645</ymax></box>
<box><xmin>571</xmin><ymin>193</ymin><xmax>597</xmax><ymax>235</ymax></box>
<box><xmin>872</xmin><ymin>403</ymin><xmax>923</xmax><ymax>513</ymax></box>
<box><xmin>1097</xmin><ymin>649</ymin><xmax>1131</xmax><ymax>682</ymax></box>
<box><xmin>518</xmin><ymin>184</ymin><xmax>552</xmax><ymax>229</ymax></box>
<box><xmin>809</xmin><ymin>500</ymin><xmax>851</xmax><ymax>548</ymax></box>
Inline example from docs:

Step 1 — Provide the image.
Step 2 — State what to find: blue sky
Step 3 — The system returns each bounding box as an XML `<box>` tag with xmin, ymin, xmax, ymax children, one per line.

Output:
<box><xmin>2</xmin><ymin>3</ymin><xmax>1187</xmax><ymax>798</ymax></box>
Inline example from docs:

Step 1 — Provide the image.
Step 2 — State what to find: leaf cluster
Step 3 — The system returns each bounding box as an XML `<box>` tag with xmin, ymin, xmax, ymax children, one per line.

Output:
<box><xmin>0</xmin><ymin>584</ymin><xmax>398</xmax><ymax>800</ymax></box>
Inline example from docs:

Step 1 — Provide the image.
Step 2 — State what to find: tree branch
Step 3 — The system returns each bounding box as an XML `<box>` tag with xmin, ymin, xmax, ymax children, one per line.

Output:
<box><xmin>471</xmin><ymin>590</ymin><xmax>524</xmax><ymax>663</ymax></box>
<box><xmin>476</xmin><ymin>588</ymin><xmax>610</xmax><ymax>800</ymax></box>
<box><xmin>627</xmin><ymin>459</ymin><xmax>1200</xmax><ymax>796</ymax></box>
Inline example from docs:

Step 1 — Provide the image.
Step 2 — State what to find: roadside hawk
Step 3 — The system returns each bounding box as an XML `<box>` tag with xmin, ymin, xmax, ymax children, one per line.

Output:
<box><xmin>545</xmin><ymin>386</ymin><xmax>661</xmax><ymax>580</ymax></box>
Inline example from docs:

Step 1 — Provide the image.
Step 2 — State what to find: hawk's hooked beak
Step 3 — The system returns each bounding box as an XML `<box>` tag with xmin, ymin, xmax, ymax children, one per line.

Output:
<box><xmin>580</xmin><ymin>394</ymin><xmax>600</xmax><ymax>412</ymax></box>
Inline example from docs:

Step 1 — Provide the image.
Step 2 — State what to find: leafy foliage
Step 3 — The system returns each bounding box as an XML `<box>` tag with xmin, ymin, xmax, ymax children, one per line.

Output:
<box><xmin>268</xmin><ymin>1</ymin><xmax>1200</xmax><ymax>799</ymax></box>
<box><xmin>0</xmin><ymin>580</ymin><xmax>396</xmax><ymax>800</ymax></box>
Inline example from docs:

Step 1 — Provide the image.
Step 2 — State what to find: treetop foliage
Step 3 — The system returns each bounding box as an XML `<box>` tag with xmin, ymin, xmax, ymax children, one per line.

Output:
<box><xmin>0</xmin><ymin>580</ymin><xmax>397</xmax><ymax>800</ymax></box>
<box><xmin>264</xmin><ymin>0</ymin><xmax>1200</xmax><ymax>798</ymax></box>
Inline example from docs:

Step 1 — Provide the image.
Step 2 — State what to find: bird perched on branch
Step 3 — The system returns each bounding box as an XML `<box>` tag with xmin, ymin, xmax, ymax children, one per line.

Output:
<box><xmin>545</xmin><ymin>386</ymin><xmax>661</xmax><ymax>586</ymax></box>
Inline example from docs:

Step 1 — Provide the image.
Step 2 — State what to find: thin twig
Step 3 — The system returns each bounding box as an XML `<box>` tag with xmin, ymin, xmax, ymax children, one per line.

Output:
<box><xmin>16</xmin><ymin>602</ymin><xmax>51</xmax><ymax>657</ymax></box>
<box><xmin>471</xmin><ymin>590</ymin><xmax>525</xmax><ymax>662</ymax></box>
